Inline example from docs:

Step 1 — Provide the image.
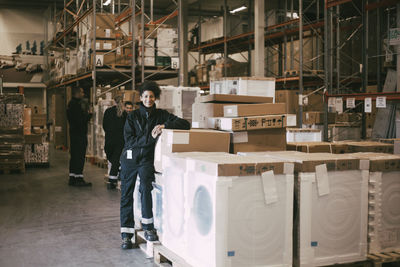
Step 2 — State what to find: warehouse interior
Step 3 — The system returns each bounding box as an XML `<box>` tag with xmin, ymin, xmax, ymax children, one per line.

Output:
<box><xmin>1</xmin><ymin>0</ymin><xmax>400</xmax><ymax>266</ymax></box>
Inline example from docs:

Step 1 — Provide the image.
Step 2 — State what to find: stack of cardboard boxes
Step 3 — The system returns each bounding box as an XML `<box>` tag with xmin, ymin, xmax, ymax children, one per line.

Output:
<box><xmin>23</xmin><ymin>109</ymin><xmax>49</xmax><ymax>166</ymax></box>
<box><xmin>0</xmin><ymin>94</ymin><xmax>25</xmax><ymax>173</ymax></box>
<box><xmin>192</xmin><ymin>94</ymin><xmax>296</xmax><ymax>153</ymax></box>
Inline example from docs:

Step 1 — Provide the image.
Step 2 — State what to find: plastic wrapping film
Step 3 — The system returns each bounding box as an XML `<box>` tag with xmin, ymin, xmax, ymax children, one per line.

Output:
<box><xmin>368</xmin><ymin>171</ymin><xmax>400</xmax><ymax>253</ymax></box>
<box><xmin>298</xmin><ymin>170</ymin><xmax>368</xmax><ymax>267</ymax></box>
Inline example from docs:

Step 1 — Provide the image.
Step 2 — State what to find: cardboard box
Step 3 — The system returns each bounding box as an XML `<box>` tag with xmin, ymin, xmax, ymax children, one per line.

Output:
<box><xmin>196</xmin><ymin>94</ymin><xmax>273</xmax><ymax>104</ymax></box>
<box><xmin>336</xmin><ymin>113</ymin><xmax>361</xmax><ymax>124</ymax></box>
<box><xmin>303</xmin><ymin>111</ymin><xmax>336</xmax><ymax>125</ymax></box>
<box><xmin>223</xmin><ymin>103</ymin><xmax>286</xmax><ymax>117</ymax></box>
<box><xmin>330</xmin><ymin>142</ymin><xmax>352</xmax><ymax>154</ymax></box>
<box><xmin>96</xmin><ymin>40</ymin><xmax>117</xmax><ymax>50</ymax></box>
<box><xmin>121</xmin><ymin>90</ymin><xmax>140</xmax><ymax>103</ymax></box>
<box><xmin>303</xmin><ymin>89</ymin><xmax>324</xmax><ymax>112</ymax></box>
<box><xmin>154</xmin><ymin>129</ymin><xmax>231</xmax><ymax>172</ymax></box>
<box><xmin>345</xmin><ymin>141</ymin><xmax>394</xmax><ymax>154</ymax></box>
<box><xmin>211</xmin><ymin>114</ymin><xmax>295</xmax><ymax>131</ymax></box>
<box><xmin>192</xmin><ymin>103</ymin><xmax>226</xmax><ymax>128</ymax></box>
<box><xmin>24</xmin><ymin>134</ymin><xmax>46</xmax><ymax>144</ymax></box>
<box><xmin>24</xmin><ymin>108</ymin><xmax>31</xmax><ymax>135</ymax></box>
<box><xmin>286</xmin><ymin>142</ymin><xmax>332</xmax><ymax>153</ymax></box>
<box><xmin>350</xmin><ymin>152</ymin><xmax>400</xmax><ymax>172</ymax></box>
<box><xmin>95</xmin><ymin>13</ymin><xmax>115</xmax><ymax>29</ymax></box>
<box><xmin>275</xmin><ymin>90</ymin><xmax>299</xmax><ymax>114</ymax></box>
<box><xmin>31</xmin><ymin>114</ymin><xmax>46</xmax><ymax>127</ymax></box>
<box><xmin>231</xmin><ymin>128</ymin><xmax>286</xmax><ymax>153</ymax></box>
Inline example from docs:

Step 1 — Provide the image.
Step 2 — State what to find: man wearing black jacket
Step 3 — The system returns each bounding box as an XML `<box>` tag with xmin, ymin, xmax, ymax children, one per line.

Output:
<box><xmin>120</xmin><ymin>81</ymin><xmax>190</xmax><ymax>249</ymax></box>
<box><xmin>103</xmin><ymin>97</ymin><xmax>133</xmax><ymax>189</ymax></box>
<box><xmin>66</xmin><ymin>86</ymin><xmax>92</xmax><ymax>187</ymax></box>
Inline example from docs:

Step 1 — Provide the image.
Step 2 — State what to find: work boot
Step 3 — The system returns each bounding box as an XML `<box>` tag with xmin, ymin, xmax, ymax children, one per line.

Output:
<box><xmin>74</xmin><ymin>177</ymin><xmax>92</xmax><ymax>187</ymax></box>
<box><xmin>121</xmin><ymin>237</ymin><xmax>133</xmax><ymax>249</ymax></box>
<box><xmin>68</xmin><ymin>176</ymin><xmax>76</xmax><ymax>186</ymax></box>
<box><xmin>107</xmin><ymin>179</ymin><xmax>117</xmax><ymax>190</ymax></box>
<box><xmin>144</xmin><ymin>229</ymin><xmax>158</xmax><ymax>241</ymax></box>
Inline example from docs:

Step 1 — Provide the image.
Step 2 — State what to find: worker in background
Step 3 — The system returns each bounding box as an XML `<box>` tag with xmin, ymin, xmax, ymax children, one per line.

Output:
<box><xmin>66</xmin><ymin>86</ymin><xmax>92</xmax><ymax>187</ymax></box>
<box><xmin>119</xmin><ymin>81</ymin><xmax>190</xmax><ymax>249</ymax></box>
<box><xmin>102</xmin><ymin>97</ymin><xmax>134</xmax><ymax>190</ymax></box>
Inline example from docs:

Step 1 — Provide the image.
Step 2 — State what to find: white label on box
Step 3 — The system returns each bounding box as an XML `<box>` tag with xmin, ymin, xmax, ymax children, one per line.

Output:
<box><xmin>232</xmin><ymin>132</ymin><xmax>248</xmax><ymax>143</ymax></box>
<box><xmin>283</xmin><ymin>163</ymin><xmax>294</xmax><ymax>175</ymax></box>
<box><xmin>389</xmin><ymin>28</ymin><xmax>400</xmax><ymax>45</ymax></box>
<box><xmin>335</xmin><ymin>97</ymin><xmax>343</xmax><ymax>114</ymax></box>
<box><xmin>167</xmin><ymin>132</ymin><xmax>189</xmax><ymax>145</ymax></box>
<box><xmin>298</xmin><ymin>94</ymin><xmax>303</xmax><ymax>106</ymax></box>
<box><xmin>224</xmin><ymin>105</ymin><xmax>238</xmax><ymax>117</ymax></box>
<box><xmin>346</xmin><ymin>98</ymin><xmax>355</xmax><ymax>109</ymax></box>
<box><xmin>261</xmin><ymin>171</ymin><xmax>278</xmax><ymax>204</ymax></box>
<box><xmin>95</xmin><ymin>42</ymin><xmax>100</xmax><ymax>50</ymax></box>
<box><xmin>376</xmin><ymin>96</ymin><xmax>386</xmax><ymax>108</ymax></box>
<box><xmin>105</xmin><ymin>29</ymin><xmax>111</xmax><ymax>38</ymax></box>
<box><xmin>171</xmin><ymin>57</ymin><xmax>179</xmax><ymax>69</ymax></box>
<box><xmin>192</xmin><ymin>121</ymin><xmax>200</xmax><ymax>128</ymax></box>
<box><xmin>186</xmin><ymin>159</ymin><xmax>196</xmax><ymax>171</ymax></box>
<box><xmin>365</xmin><ymin>97</ymin><xmax>372</xmax><ymax>113</ymax></box>
<box><xmin>315</xmin><ymin>164</ymin><xmax>330</xmax><ymax>196</ymax></box>
<box><xmin>55</xmin><ymin>126</ymin><xmax>62</xmax><ymax>132</ymax></box>
<box><xmin>103</xmin><ymin>42</ymin><xmax>112</xmax><ymax>50</ymax></box>
<box><xmin>360</xmin><ymin>160</ymin><xmax>370</xmax><ymax>170</ymax></box>
<box><xmin>116</xmin><ymin>47</ymin><xmax>122</xmax><ymax>55</ymax></box>
<box><xmin>95</xmin><ymin>54</ymin><xmax>104</xmax><ymax>66</ymax></box>
<box><xmin>286</xmin><ymin>114</ymin><xmax>297</xmax><ymax>127</ymax></box>
<box><xmin>328</xmin><ymin>97</ymin><xmax>336</xmax><ymax>108</ymax></box>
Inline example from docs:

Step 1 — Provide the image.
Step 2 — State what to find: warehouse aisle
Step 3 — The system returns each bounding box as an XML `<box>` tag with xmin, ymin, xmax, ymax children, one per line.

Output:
<box><xmin>0</xmin><ymin>148</ymin><xmax>156</xmax><ymax>267</ymax></box>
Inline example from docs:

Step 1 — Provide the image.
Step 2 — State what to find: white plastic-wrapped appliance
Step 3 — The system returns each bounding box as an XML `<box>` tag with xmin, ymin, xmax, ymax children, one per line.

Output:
<box><xmin>240</xmin><ymin>151</ymin><xmax>369</xmax><ymax>267</ymax></box>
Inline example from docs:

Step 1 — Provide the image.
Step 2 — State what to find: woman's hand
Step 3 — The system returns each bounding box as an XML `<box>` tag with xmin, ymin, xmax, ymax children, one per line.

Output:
<box><xmin>151</xmin><ymin>124</ymin><xmax>165</xmax><ymax>138</ymax></box>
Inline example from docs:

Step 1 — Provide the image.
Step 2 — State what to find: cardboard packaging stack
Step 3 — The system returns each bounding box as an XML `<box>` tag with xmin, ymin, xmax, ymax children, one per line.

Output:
<box><xmin>192</xmin><ymin>94</ymin><xmax>296</xmax><ymax>153</ymax></box>
<box><xmin>349</xmin><ymin>153</ymin><xmax>400</xmax><ymax>254</ymax></box>
<box><xmin>0</xmin><ymin>94</ymin><xmax>25</xmax><ymax>173</ymax></box>
<box><xmin>160</xmin><ymin>152</ymin><xmax>294</xmax><ymax>267</ymax></box>
<box><xmin>241</xmin><ymin>151</ymin><xmax>369</xmax><ymax>267</ymax></box>
<box><xmin>23</xmin><ymin>108</ymin><xmax>49</xmax><ymax>165</ymax></box>
<box><xmin>157</xmin><ymin>86</ymin><xmax>201</xmax><ymax>123</ymax></box>
<box><xmin>210</xmin><ymin>77</ymin><xmax>276</xmax><ymax>99</ymax></box>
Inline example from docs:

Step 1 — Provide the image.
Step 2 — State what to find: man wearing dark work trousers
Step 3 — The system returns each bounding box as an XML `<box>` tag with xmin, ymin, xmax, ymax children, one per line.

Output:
<box><xmin>67</xmin><ymin>86</ymin><xmax>92</xmax><ymax>187</ymax></box>
<box><xmin>119</xmin><ymin>81</ymin><xmax>190</xmax><ymax>249</ymax></box>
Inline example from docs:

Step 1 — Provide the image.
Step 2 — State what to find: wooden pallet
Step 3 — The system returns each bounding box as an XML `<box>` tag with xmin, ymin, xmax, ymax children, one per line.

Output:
<box><xmin>85</xmin><ymin>155</ymin><xmax>95</xmax><ymax>164</ymax></box>
<box><xmin>135</xmin><ymin>230</ymin><xmax>161</xmax><ymax>259</ymax></box>
<box><xmin>153</xmin><ymin>245</ymin><xmax>192</xmax><ymax>267</ymax></box>
<box><xmin>94</xmin><ymin>158</ymin><xmax>108</xmax><ymax>169</ymax></box>
<box><xmin>367</xmin><ymin>251</ymin><xmax>400</xmax><ymax>267</ymax></box>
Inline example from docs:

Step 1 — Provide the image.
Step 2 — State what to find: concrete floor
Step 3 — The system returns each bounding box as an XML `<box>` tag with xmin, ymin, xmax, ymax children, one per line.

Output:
<box><xmin>0</xmin><ymin>148</ymin><xmax>157</xmax><ymax>267</ymax></box>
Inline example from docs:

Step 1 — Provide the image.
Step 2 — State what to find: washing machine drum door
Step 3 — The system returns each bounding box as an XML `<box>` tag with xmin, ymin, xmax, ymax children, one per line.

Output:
<box><xmin>193</xmin><ymin>185</ymin><xmax>213</xmax><ymax>236</ymax></box>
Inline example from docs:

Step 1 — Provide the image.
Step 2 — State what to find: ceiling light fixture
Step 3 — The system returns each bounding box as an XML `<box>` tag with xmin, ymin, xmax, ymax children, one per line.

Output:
<box><xmin>230</xmin><ymin>5</ymin><xmax>247</xmax><ymax>14</ymax></box>
<box><xmin>103</xmin><ymin>0</ymin><xmax>112</xmax><ymax>6</ymax></box>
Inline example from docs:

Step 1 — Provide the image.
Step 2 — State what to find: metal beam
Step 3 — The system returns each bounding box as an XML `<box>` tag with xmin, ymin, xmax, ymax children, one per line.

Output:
<box><xmin>254</xmin><ymin>0</ymin><xmax>265</xmax><ymax>77</ymax></box>
<box><xmin>178</xmin><ymin>0</ymin><xmax>188</xmax><ymax>86</ymax></box>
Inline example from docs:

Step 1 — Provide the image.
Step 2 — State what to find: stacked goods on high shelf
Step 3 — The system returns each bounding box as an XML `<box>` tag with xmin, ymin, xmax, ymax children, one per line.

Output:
<box><xmin>349</xmin><ymin>153</ymin><xmax>400</xmax><ymax>255</ymax></box>
<box><xmin>49</xmin><ymin>94</ymin><xmax>67</xmax><ymax>148</ymax></box>
<box><xmin>192</xmin><ymin>94</ymin><xmax>296</xmax><ymax>153</ymax></box>
<box><xmin>157</xmin><ymin>86</ymin><xmax>201</xmax><ymax>123</ymax></box>
<box><xmin>210</xmin><ymin>77</ymin><xmax>275</xmax><ymax>99</ymax></box>
<box><xmin>136</xmin><ymin>24</ymin><xmax>178</xmax><ymax>68</ymax></box>
<box><xmin>199</xmin><ymin>16</ymin><xmax>247</xmax><ymax>43</ymax></box>
<box><xmin>0</xmin><ymin>94</ymin><xmax>25</xmax><ymax>174</ymax></box>
<box><xmin>23</xmin><ymin>107</ymin><xmax>49</xmax><ymax>166</ymax></box>
<box><xmin>240</xmin><ymin>151</ymin><xmax>369</xmax><ymax>267</ymax></box>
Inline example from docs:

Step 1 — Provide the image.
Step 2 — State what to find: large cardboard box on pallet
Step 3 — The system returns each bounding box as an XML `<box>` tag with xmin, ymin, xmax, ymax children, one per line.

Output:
<box><xmin>286</xmin><ymin>142</ymin><xmax>333</xmax><ymax>153</ymax></box>
<box><xmin>51</xmin><ymin>94</ymin><xmax>67</xmax><ymax>148</ymax></box>
<box><xmin>350</xmin><ymin>153</ymin><xmax>400</xmax><ymax>254</ymax></box>
<box><xmin>275</xmin><ymin>90</ymin><xmax>299</xmax><ymax>114</ymax></box>
<box><xmin>161</xmin><ymin>152</ymin><xmax>294</xmax><ymax>267</ymax></box>
<box><xmin>154</xmin><ymin>129</ymin><xmax>230</xmax><ymax>172</ymax></box>
<box><xmin>240</xmin><ymin>151</ymin><xmax>369</xmax><ymax>267</ymax></box>
<box><xmin>192</xmin><ymin>102</ymin><xmax>226</xmax><ymax>128</ymax></box>
<box><xmin>346</xmin><ymin>141</ymin><xmax>394</xmax><ymax>154</ymax></box>
<box><xmin>230</xmin><ymin>128</ymin><xmax>286</xmax><ymax>153</ymax></box>
<box><xmin>31</xmin><ymin>114</ymin><xmax>46</xmax><ymax>127</ymax></box>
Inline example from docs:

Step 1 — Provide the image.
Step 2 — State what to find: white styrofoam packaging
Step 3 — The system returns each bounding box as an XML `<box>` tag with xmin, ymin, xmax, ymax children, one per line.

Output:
<box><xmin>239</xmin><ymin>151</ymin><xmax>369</xmax><ymax>267</ymax></box>
<box><xmin>157</xmin><ymin>47</ymin><xmax>178</xmax><ymax>57</ymax></box>
<box><xmin>210</xmin><ymin>77</ymin><xmax>276</xmax><ymax>100</ymax></box>
<box><xmin>350</xmin><ymin>153</ymin><xmax>400</xmax><ymax>254</ymax></box>
<box><xmin>161</xmin><ymin>153</ymin><xmax>294</xmax><ymax>267</ymax></box>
